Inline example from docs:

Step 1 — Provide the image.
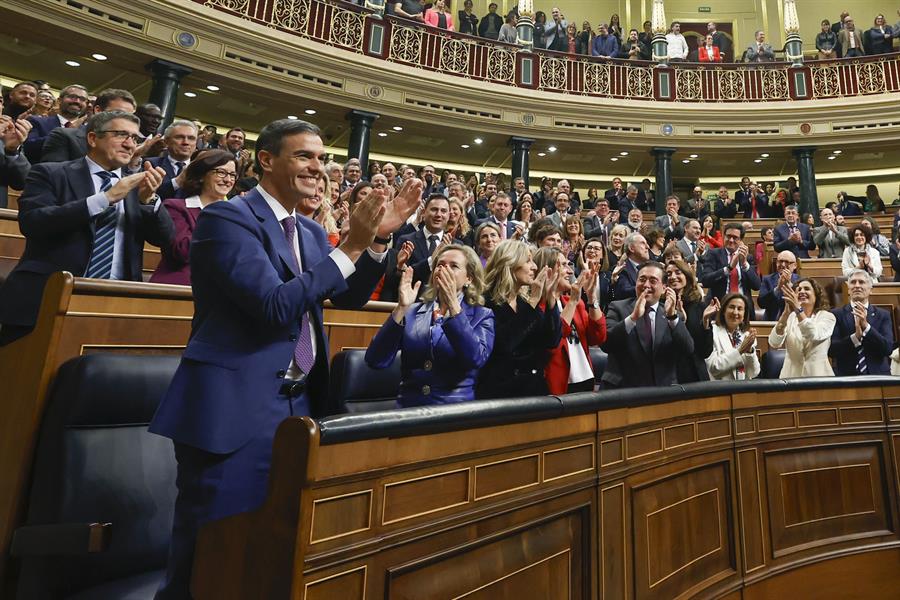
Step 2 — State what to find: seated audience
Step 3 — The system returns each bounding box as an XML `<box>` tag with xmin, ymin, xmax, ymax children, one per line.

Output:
<box><xmin>813</xmin><ymin>207</ymin><xmax>849</xmax><ymax>258</ymax></box>
<box><xmin>700</xmin><ymin>223</ymin><xmax>760</xmax><ymax>300</ymax></box>
<box><xmin>150</xmin><ymin>150</ymin><xmax>236</xmax><ymax>285</ymax></box>
<box><xmin>706</xmin><ymin>293</ymin><xmax>760</xmax><ymax>380</ymax></box>
<box><xmin>612</xmin><ymin>232</ymin><xmax>649</xmax><ymax>300</ymax></box>
<box><xmin>665</xmin><ymin>259</ymin><xmax>716</xmax><ymax>383</ymax></box>
<box><xmin>860</xmin><ymin>216</ymin><xmax>890</xmax><ymax>256</ymax></box>
<box><xmin>758</xmin><ymin>251</ymin><xmax>799</xmax><ymax>321</ymax></box>
<box><xmin>477</xmin><ymin>240</ymin><xmax>562</xmax><ymax>398</ymax></box>
<box><xmin>40</xmin><ymin>88</ymin><xmax>137</xmax><ymax>163</ymax></box>
<box><xmin>754</xmin><ymin>226</ymin><xmax>773</xmax><ymax>265</ymax></box>
<box><xmin>601</xmin><ymin>261</ymin><xmax>694</xmax><ymax>388</ymax></box>
<box><xmin>534</xmin><ymin>247</ymin><xmax>606</xmax><ymax>394</ymax></box>
<box><xmin>0</xmin><ymin>110</ymin><xmax>174</xmax><ymax>345</ymax></box>
<box><xmin>842</xmin><ymin>225</ymin><xmax>883</xmax><ymax>281</ymax></box>
<box><xmin>366</xmin><ymin>245</ymin><xmax>494</xmax><ymax>407</ymax></box>
<box><xmin>773</xmin><ymin>206</ymin><xmax>815</xmax><ymax>258</ymax></box>
<box><xmin>829</xmin><ymin>269</ymin><xmax>894</xmax><ymax>375</ymax></box>
<box><xmin>768</xmin><ymin>278</ymin><xmax>835</xmax><ymax>377</ymax></box>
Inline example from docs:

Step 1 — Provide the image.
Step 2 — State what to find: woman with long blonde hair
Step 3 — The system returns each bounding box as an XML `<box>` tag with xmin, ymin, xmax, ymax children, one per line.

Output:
<box><xmin>477</xmin><ymin>240</ymin><xmax>563</xmax><ymax>399</ymax></box>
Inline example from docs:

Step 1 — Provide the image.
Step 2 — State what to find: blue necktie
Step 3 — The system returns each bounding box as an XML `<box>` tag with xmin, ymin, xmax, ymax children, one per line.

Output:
<box><xmin>85</xmin><ymin>171</ymin><xmax>119</xmax><ymax>279</ymax></box>
<box><xmin>281</xmin><ymin>216</ymin><xmax>315</xmax><ymax>374</ymax></box>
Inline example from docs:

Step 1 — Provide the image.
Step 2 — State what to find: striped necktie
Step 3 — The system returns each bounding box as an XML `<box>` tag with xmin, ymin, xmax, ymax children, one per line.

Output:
<box><xmin>281</xmin><ymin>216</ymin><xmax>315</xmax><ymax>374</ymax></box>
<box><xmin>85</xmin><ymin>171</ymin><xmax>119</xmax><ymax>279</ymax></box>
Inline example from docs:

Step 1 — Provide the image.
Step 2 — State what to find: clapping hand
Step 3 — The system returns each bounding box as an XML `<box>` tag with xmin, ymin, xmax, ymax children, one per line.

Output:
<box><xmin>529</xmin><ymin>266</ymin><xmax>550</xmax><ymax>308</ymax></box>
<box><xmin>777</xmin><ymin>268</ymin><xmax>792</xmax><ymax>288</ymax></box>
<box><xmin>377</xmin><ymin>178</ymin><xmax>424</xmax><ymax>238</ymax></box>
<box><xmin>702</xmin><ymin>296</ymin><xmax>720</xmax><ymax>328</ymax></box>
<box><xmin>663</xmin><ymin>287</ymin><xmax>678</xmax><ymax>318</ymax></box>
<box><xmin>0</xmin><ymin>115</ymin><xmax>31</xmax><ymax>152</ymax></box>
<box><xmin>395</xmin><ymin>266</ymin><xmax>421</xmax><ymax>311</ymax></box>
<box><xmin>137</xmin><ymin>161</ymin><xmax>167</xmax><ymax>203</ymax></box>
<box><xmin>396</xmin><ymin>240</ymin><xmax>415</xmax><ymax>271</ymax></box>
<box><xmin>781</xmin><ymin>284</ymin><xmax>799</xmax><ymax>312</ymax></box>
<box><xmin>852</xmin><ymin>301</ymin><xmax>868</xmax><ymax>338</ymax></box>
<box><xmin>738</xmin><ymin>328</ymin><xmax>757</xmax><ymax>354</ymax></box>
<box><xmin>543</xmin><ymin>264</ymin><xmax>564</xmax><ymax>305</ymax></box>
<box><xmin>434</xmin><ymin>264</ymin><xmax>461</xmax><ymax>317</ymax></box>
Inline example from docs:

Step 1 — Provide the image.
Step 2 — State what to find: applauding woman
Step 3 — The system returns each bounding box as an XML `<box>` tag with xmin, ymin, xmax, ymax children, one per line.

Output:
<box><xmin>535</xmin><ymin>248</ymin><xmax>607</xmax><ymax>394</ymax></box>
<box><xmin>477</xmin><ymin>240</ymin><xmax>562</xmax><ymax>399</ymax></box>
<box><xmin>768</xmin><ymin>278</ymin><xmax>835</xmax><ymax>377</ymax></box>
<box><xmin>665</xmin><ymin>259</ymin><xmax>717</xmax><ymax>382</ymax></box>
<box><xmin>842</xmin><ymin>225</ymin><xmax>883</xmax><ymax>281</ymax></box>
<box><xmin>366</xmin><ymin>245</ymin><xmax>494</xmax><ymax>407</ymax></box>
<box><xmin>706</xmin><ymin>293</ymin><xmax>760</xmax><ymax>380</ymax></box>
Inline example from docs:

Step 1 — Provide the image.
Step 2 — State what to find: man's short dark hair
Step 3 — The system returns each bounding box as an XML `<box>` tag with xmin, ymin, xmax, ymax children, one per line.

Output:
<box><xmin>86</xmin><ymin>110</ymin><xmax>140</xmax><ymax>134</ymax></box>
<box><xmin>724</xmin><ymin>223</ymin><xmax>745</xmax><ymax>238</ymax></box>
<box><xmin>95</xmin><ymin>88</ymin><xmax>136</xmax><ymax>111</ymax></box>
<box><xmin>225</xmin><ymin>127</ymin><xmax>245</xmax><ymax>138</ymax></box>
<box><xmin>254</xmin><ymin>119</ymin><xmax>321</xmax><ymax>174</ymax></box>
<box><xmin>424</xmin><ymin>193</ymin><xmax>449</xmax><ymax>209</ymax></box>
<box><xmin>637</xmin><ymin>260</ymin><xmax>665</xmax><ymax>277</ymax></box>
<box><xmin>11</xmin><ymin>81</ymin><xmax>37</xmax><ymax>92</ymax></box>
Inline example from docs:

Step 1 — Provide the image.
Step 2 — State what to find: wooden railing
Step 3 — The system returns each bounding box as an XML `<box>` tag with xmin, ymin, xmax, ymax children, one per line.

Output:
<box><xmin>193</xmin><ymin>0</ymin><xmax>900</xmax><ymax>103</ymax></box>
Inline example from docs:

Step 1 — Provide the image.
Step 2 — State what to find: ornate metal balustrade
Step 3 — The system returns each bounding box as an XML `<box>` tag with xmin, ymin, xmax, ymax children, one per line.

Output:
<box><xmin>194</xmin><ymin>0</ymin><xmax>900</xmax><ymax>102</ymax></box>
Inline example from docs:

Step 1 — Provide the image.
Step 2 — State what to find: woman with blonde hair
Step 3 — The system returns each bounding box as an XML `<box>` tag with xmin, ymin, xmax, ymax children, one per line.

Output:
<box><xmin>446</xmin><ymin>196</ymin><xmax>470</xmax><ymax>244</ymax></box>
<box><xmin>477</xmin><ymin>240</ymin><xmax>563</xmax><ymax>399</ymax></box>
<box><xmin>607</xmin><ymin>223</ymin><xmax>629</xmax><ymax>265</ymax></box>
<box><xmin>366</xmin><ymin>245</ymin><xmax>494</xmax><ymax>407</ymax></box>
<box><xmin>706</xmin><ymin>293</ymin><xmax>760</xmax><ymax>380</ymax></box>
<box><xmin>768</xmin><ymin>278</ymin><xmax>835</xmax><ymax>377</ymax></box>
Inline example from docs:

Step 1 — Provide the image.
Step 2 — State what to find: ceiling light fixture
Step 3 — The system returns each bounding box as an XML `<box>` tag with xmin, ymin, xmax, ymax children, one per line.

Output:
<box><xmin>689</xmin><ymin>154</ymin><xmax>699</xmax><ymax>159</ymax></box>
<box><xmin>832</xmin><ymin>150</ymin><xmax>842</xmax><ymax>154</ymax></box>
<box><xmin>392</xmin><ymin>126</ymin><xmax>403</xmax><ymax>131</ymax></box>
<box><xmin>206</xmin><ymin>85</ymin><xmax>220</xmax><ymax>91</ymax></box>
<box><xmin>760</xmin><ymin>153</ymin><xmax>770</xmax><ymax>158</ymax></box>
<box><xmin>474</xmin><ymin>138</ymin><xmax>483</xmax><ymax>144</ymax></box>
<box><xmin>537</xmin><ymin>152</ymin><xmax>546</xmax><ymax>157</ymax></box>
<box><xmin>377</xmin><ymin>132</ymin><xmax>388</xmax><ymax>137</ymax></box>
<box><xmin>183</xmin><ymin>91</ymin><xmax>197</xmax><ymax>98</ymax></box>
<box><xmin>304</xmin><ymin>109</ymin><xmax>316</xmax><ymax>115</ymax></box>
<box><xmin>287</xmin><ymin>115</ymin><xmax>298</xmax><ymax>120</ymax></box>
<box><xmin>754</xmin><ymin>159</ymin><xmax>763</xmax><ymax>163</ymax></box>
<box><xmin>619</xmin><ymin>151</ymin><xmax>629</xmax><ymax>156</ymax></box>
<box><xmin>610</xmin><ymin>157</ymin><xmax>619</xmax><ymax>162</ymax></box>
<box><xmin>548</xmin><ymin>146</ymin><xmax>557</xmax><ymax>152</ymax></box>
<box><xmin>65</xmin><ymin>60</ymin><xmax>80</xmax><ymax>67</ymax></box>
<box><xmin>827</xmin><ymin>155</ymin><xmax>837</xmax><ymax>160</ymax></box>
<box><xmin>682</xmin><ymin>159</ymin><xmax>691</xmax><ymax>164</ymax></box>
<box><xmin>461</xmin><ymin>144</ymin><xmax>470</xmax><ymax>149</ymax></box>
<box><xmin>91</xmin><ymin>53</ymin><xmax>107</xmax><ymax>61</ymax></box>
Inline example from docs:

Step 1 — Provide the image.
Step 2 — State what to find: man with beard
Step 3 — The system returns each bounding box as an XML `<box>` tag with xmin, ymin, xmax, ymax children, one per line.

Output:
<box><xmin>23</xmin><ymin>84</ymin><xmax>89</xmax><ymax>162</ymax></box>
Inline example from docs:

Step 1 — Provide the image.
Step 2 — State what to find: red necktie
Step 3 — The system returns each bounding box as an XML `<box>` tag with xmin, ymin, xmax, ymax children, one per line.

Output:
<box><xmin>729</xmin><ymin>254</ymin><xmax>740</xmax><ymax>293</ymax></box>
<box><xmin>751</xmin><ymin>196</ymin><xmax>758</xmax><ymax>218</ymax></box>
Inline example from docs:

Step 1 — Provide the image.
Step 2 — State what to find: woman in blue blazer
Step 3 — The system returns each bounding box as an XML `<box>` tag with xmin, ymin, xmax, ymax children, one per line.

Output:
<box><xmin>366</xmin><ymin>244</ymin><xmax>495</xmax><ymax>407</ymax></box>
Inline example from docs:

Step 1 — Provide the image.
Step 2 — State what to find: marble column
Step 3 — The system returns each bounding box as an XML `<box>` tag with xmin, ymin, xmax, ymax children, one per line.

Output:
<box><xmin>145</xmin><ymin>59</ymin><xmax>192</xmax><ymax>129</ymax></box>
<box><xmin>345</xmin><ymin>110</ymin><xmax>379</xmax><ymax>174</ymax></box>
<box><xmin>651</xmin><ymin>147</ymin><xmax>676</xmax><ymax>215</ymax></box>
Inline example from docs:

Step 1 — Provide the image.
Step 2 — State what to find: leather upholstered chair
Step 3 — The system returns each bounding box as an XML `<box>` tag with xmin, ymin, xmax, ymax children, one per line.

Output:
<box><xmin>589</xmin><ymin>347</ymin><xmax>608</xmax><ymax>390</ymax></box>
<box><xmin>12</xmin><ymin>354</ymin><xmax>179</xmax><ymax>599</ymax></box>
<box><xmin>758</xmin><ymin>349</ymin><xmax>786</xmax><ymax>379</ymax></box>
<box><xmin>328</xmin><ymin>349</ymin><xmax>401</xmax><ymax>414</ymax></box>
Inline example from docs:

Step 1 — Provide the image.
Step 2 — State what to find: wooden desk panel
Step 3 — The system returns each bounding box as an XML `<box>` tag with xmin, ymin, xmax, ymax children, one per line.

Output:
<box><xmin>0</xmin><ymin>209</ymin><xmax>22</xmax><ymax>282</ymax></box>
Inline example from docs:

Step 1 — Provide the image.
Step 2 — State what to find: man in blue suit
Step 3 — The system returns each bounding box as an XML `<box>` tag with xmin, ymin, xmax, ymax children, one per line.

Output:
<box><xmin>829</xmin><ymin>269</ymin><xmax>894</xmax><ymax>375</ymax></box>
<box><xmin>477</xmin><ymin>192</ymin><xmax>517</xmax><ymax>239</ymax></box>
<box><xmin>144</xmin><ymin>119</ymin><xmax>198</xmax><ymax>200</ymax></box>
<box><xmin>612</xmin><ymin>231</ymin><xmax>649</xmax><ymax>300</ymax></box>
<box><xmin>0</xmin><ymin>110</ymin><xmax>173</xmax><ymax>345</ymax></box>
<box><xmin>23</xmin><ymin>83</ymin><xmax>90</xmax><ymax>162</ymax></box>
<box><xmin>149</xmin><ymin>118</ymin><xmax>421</xmax><ymax>599</ymax></box>
<box><xmin>40</xmin><ymin>88</ymin><xmax>137</xmax><ymax>163</ymax></box>
<box><xmin>773</xmin><ymin>205</ymin><xmax>816</xmax><ymax>258</ymax></box>
<box><xmin>699</xmin><ymin>223</ymin><xmax>760</xmax><ymax>301</ymax></box>
<box><xmin>757</xmin><ymin>251</ymin><xmax>800</xmax><ymax>321</ymax></box>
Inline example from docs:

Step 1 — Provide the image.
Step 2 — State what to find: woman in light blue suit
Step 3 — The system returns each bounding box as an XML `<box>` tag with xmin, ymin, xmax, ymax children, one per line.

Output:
<box><xmin>366</xmin><ymin>244</ymin><xmax>495</xmax><ymax>407</ymax></box>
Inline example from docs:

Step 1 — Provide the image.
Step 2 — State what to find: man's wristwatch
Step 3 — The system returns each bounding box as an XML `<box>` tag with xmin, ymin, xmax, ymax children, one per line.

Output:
<box><xmin>141</xmin><ymin>193</ymin><xmax>161</xmax><ymax>205</ymax></box>
<box><xmin>373</xmin><ymin>233</ymin><xmax>392</xmax><ymax>245</ymax></box>
<box><xmin>665</xmin><ymin>312</ymin><xmax>678</xmax><ymax>320</ymax></box>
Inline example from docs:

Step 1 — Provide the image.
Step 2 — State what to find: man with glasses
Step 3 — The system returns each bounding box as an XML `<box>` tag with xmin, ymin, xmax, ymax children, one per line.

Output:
<box><xmin>0</xmin><ymin>110</ymin><xmax>174</xmax><ymax>345</ymax></box>
<box><xmin>23</xmin><ymin>83</ymin><xmax>89</xmax><ymax>162</ymax></box>
<box><xmin>146</xmin><ymin>119</ymin><xmax>199</xmax><ymax>200</ymax></box>
<box><xmin>700</xmin><ymin>223</ymin><xmax>760</xmax><ymax>300</ymax></box>
<box><xmin>40</xmin><ymin>88</ymin><xmax>137</xmax><ymax>163</ymax></box>
<box><xmin>602</xmin><ymin>261</ymin><xmax>694</xmax><ymax>388</ymax></box>
<box><xmin>758</xmin><ymin>251</ymin><xmax>800</xmax><ymax>321</ymax></box>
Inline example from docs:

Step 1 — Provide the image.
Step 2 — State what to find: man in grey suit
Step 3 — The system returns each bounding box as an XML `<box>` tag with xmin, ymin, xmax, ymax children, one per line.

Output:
<box><xmin>40</xmin><ymin>89</ymin><xmax>137</xmax><ymax>163</ymax></box>
<box><xmin>813</xmin><ymin>206</ymin><xmax>850</xmax><ymax>258</ymax></box>
<box><xmin>745</xmin><ymin>30</ymin><xmax>775</xmax><ymax>62</ymax></box>
<box><xmin>655</xmin><ymin>195</ymin><xmax>684</xmax><ymax>242</ymax></box>
<box><xmin>601</xmin><ymin>261</ymin><xmax>694</xmax><ymax>388</ymax></box>
<box><xmin>675</xmin><ymin>219</ymin><xmax>705</xmax><ymax>264</ymax></box>
<box><xmin>547</xmin><ymin>192</ymin><xmax>571</xmax><ymax>228</ymax></box>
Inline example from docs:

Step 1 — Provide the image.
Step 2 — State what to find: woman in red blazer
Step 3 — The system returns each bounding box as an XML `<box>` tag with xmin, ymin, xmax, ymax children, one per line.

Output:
<box><xmin>424</xmin><ymin>0</ymin><xmax>455</xmax><ymax>31</ymax></box>
<box><xmin>534</xmin><ymin>247</ymin><xmax>607</xmax><ymax>394</ymax></box>
<box><xmin>698</xmin><ymin>35</ymin><xmax>722</xmax><ymax>62</ymax></box>
<box><xmin>149</xmin><ymin>150</ymin><xmax>235</xmax><ymax>285</ymax></box>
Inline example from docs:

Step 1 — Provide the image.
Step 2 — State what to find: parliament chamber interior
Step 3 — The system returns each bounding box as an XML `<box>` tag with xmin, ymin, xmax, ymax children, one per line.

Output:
<box><xmin>3</xmin><ymin>0</ymin><xmax>900</xmax><ymax>598</ymax></box>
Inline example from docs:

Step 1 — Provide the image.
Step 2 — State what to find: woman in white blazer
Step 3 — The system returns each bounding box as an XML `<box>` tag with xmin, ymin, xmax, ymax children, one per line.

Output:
<box><xmin>767</xmin><ymin>278</ymin><xmax>836</xmax><ymax>378</ymax></box>
<box><xmin>706</xmin><ymin>293</ymin><xmax>760</xmax><ymax>380</ymax></box>
<box><xmin>841</xmin><ymin>225</ymin><xmax>882</xmax><ymax>281</ymax></box>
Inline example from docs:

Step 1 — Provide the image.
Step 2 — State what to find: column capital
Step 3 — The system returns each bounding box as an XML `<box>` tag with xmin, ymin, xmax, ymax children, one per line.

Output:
<box><xmin>346</xmin><ymin>110</ymin><xmax>380</xmax><ymax>125</ymax></box>
<box><xmin>144</xmin><ymin>59</ymin><xmax>192</xmax><ymax>80</ymax></box>
<box><xmin>650</xmin><ymin>147</ymin><xmax>677</xmax><ymax>157</ymax></box>
<box><xmin>508</xmin><ymin>136</ymin><xmax>535</xmax><ymax>149</ymax></box>
<box><xmin>792</xmin><ymin>146</ymin><xmax>817</xmax><ymax>158</ymax></box>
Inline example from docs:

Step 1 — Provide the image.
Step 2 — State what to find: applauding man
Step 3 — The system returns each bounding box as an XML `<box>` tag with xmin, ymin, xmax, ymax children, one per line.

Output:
<box><xmin>700</xmin><ymin>223</ymin><xmax>760</xmax><ymax>300</ymax></box>
<box><xmin>0</xmin><ymin>110</ymin><xmax>173</xmax><ymax>345</ymax></box>
<box><xmin>829</xmin><ymin>269</ymin><xmax>894</xmax><ymax>375</ymax></box>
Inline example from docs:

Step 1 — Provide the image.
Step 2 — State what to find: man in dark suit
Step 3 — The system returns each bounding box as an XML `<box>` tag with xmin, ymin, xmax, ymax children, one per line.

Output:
<box><xmin>601</xmin><ymin>261</ymin><xmax>694</xmax><ymax>388</ymax></box>
<box><xmin>829</xmin><ymin>269</ymin><xmax>894</xmax><ymax>375</ymax></box>
<box><xmin>736</xmin><ymin>180</ymin><xmax>768</xmax><ymax>218</ymax></box>
<box><xmin>583</xmin><ymin>198</ymin><xmax>616</xmax><ymax>245</ymax></box>
<box><xmin>0</xmin><ymin>111</ymin><xmax>31</xmax><ymax>209</ymax></box>
<box><xmin>714</xmin><ymin>185</ymin><xmax>738</xmax><ymax>220</ymax></box>
<box><xmin>40</xmin><ymin>88</ymin><xmax>137</xmax><ymax>163</ymax></box>
<box><xmin>396</xmin><ymin>193</ymin><xmax>452</xmax><ymax>292</ymax></box>
<box><xmin>832</xmin><ymin>11</ymin><xmax>850</xmax><ymax>57</ymax></box>
<box><xmin>835</xmin><ymin>191</ymin><xmax>863</xmax><ymax>216</ymax></box>
<box><xmin>145</xmin><ymin>119</ymin><xmax>198</xmax><ymax>200</ymax></box>
<box><xmin>22</xmin><ymin>83</ymin><xmax>89</xmax><ymax>162</ymax></box>
<box><xmin>477</xmin><ymin>191</ymin><xmax>517</xmax><ymax>239</ymax></box>
<box><xmin>612</xmin><ymin>231</ymin><xmax>649</xmax><ymax>300</ymax></box>
<box><xmin>604</xmin><ymin>177</ymin><xmax>626</xmax><ymax>210</ymax></box>
<box><xmin>700</xmin><ymin>223</ymin><xmax>760</xmax><ymax>300</ymax></box>
<box><xmin>654</xmin><ymin>195</ymin><xmax>685</xmax><ymax>241</ymax></box>
<box><xmin>708</xmin><ymin>22</ymin><xmax>731</xmax><ymax>61</ymax></box>
<box><xmin>757</xmin><ymin>251</ymin><xmax>799</xmax><ymax>321</ymax></box>
<box><xmin>0</xmin><ymin>110</ymin><xmax>174</xmax><ymax>345</ymax></box>
<box><xmin>2</xmin><ymin>81</ymin><xmax>37</xmax><ymax>120</ymax></box>
<box><xmin>149</xmin><ymin>118</ymin><xmax>421</xmax><ymax>598</ymax></box>
<box><xmin>773</xmin><ymin>205</ymin><xmax>816</xmax><ymax>258</ymax></box>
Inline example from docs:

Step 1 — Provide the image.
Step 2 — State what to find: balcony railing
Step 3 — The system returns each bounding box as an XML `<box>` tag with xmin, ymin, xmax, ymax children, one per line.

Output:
<box><xmin>194</xmin><ymin>0</ymin><xmax>900</xmax><ymax>103</ymax></box>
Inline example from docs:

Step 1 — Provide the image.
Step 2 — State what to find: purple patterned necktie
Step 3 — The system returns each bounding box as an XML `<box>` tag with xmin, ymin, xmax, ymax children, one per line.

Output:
<box><xmin>281</xmin><ymin>216</ymin><xmax>315</xmax><ymax>374</ymax></box>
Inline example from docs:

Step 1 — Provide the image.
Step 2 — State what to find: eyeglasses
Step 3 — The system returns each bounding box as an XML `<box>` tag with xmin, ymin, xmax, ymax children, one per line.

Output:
<box><xmin>100</xmin><ymin>130</ymin><xmax>144</xmax><ymax>144</ymax></box>
<box><xmin>212</xmin><ymin>168</ymin><xmax>238</xmax><ymax>181</ymax></box>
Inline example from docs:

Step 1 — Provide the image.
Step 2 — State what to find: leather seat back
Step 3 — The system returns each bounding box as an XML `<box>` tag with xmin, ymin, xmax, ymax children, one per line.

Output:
<box><xmin>17</xmin><ymin>354</ymin><xmax>179</xmax><ymax>598</ymax></box>
<box><xmin>589</xmin><ymin>347</ymin><xmax>607</xmax><ymax>389</ymax></box>
<box><xmin>328</xmin><ymin>349</ymin><xmax>401</xmax><ymax>414</ymax></box>
<box><xmin>759</xmin><ymin>349</ymin><xmax>786</xmax><ymax>379</ymax></box>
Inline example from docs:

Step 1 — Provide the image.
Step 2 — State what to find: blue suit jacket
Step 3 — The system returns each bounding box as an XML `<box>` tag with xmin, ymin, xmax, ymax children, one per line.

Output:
<box><xmin>757</xmin><ymin>272</ymin><xmax>799</xmax><ymax>321</ymax></box>
<box><xmin>149</xmin><ymin>188</ymin><xmax>385</xmax><ymax>453</ymax></box>
<box><xmin>828</xmin><ymin>303</ymin><xmax>894</xmax><ymax>375</ymax></box>
<box><xmin>773</xmin><ymin>222</ymin><xmax>815</xmax><ymax>258</ymax></box>
<box><xmin>699</xmin><ymin>247</ymin><xmax>760</xmax><ymax>300</ymax></box>
<box><xmin>365</xmin><ymin>301</ymin><xmax>495</xmax><ymax>407</ymax></box>
<box><xmin>146</xmin><ymin>154</ymin><xmax>182</xmax><ymax>200</ymax></box>
<box><xmin>612</xmin><ymin>260</ymin><xmax>638</xmax><ymax>300</ymax></box>
<box><xmin>24</xmin><ymin>115</ymin><xmax>64</xmax><ymax>163</ymax></box>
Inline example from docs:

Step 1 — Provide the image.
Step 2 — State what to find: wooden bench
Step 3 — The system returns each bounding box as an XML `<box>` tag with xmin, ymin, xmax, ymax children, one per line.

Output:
<box><xmin>191</xmin><ymin>379</ymin><xmax>900</xmax><ymax>599</ymax></box>
<box><xmin>6</xmin><ymin>189</ymin><xmax>19</xmax><ymax>211</ymax></box>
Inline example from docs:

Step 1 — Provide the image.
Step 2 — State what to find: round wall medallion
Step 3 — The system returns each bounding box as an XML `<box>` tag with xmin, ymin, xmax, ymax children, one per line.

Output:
<box><xmin>521</xmin><ymin>113</ymin><xmax>535</xmax><ymax>125</ymax></box>
<box><xmin>175</xmin><ymin>32</ymin><xmax>197</xmax><ymax>48</ymax></box>
<box><xmin>660</xmin><ymin>123</ymin><xmax>674</xmax><ymax>136</ymax></box>
<box><xmin>799</xmin><ymin>122</ymin><xmax>812</xmax><ymax>135</ymax></box>
<box><xmin>365</xmin><ymin>85</ymin><xmax>383</xmax><ymax>99</ymax></box>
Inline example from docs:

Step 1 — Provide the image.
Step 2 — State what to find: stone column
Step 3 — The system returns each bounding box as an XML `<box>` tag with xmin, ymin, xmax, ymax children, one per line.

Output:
<box><xmin>145</xmin><ymin>59</ymin><xmax>192</xmax><ymax>129</ymax></box>
<box><xmin>783</xmin><ymin>0</ymin><xmax>804</xmax><ymax>67</ymax></box>
<box><xmin>793</xmin><ymin>147</ymin><xmax>819</xmax><ymax>224</ymax></box>
<box><xmin>651</xmin><ymin>147</ymin><xmax>676</xmax><ymax>215</ymax></box>
<box><xmin>508</xmin><ymin>136</ymin><xmax>534</xmax><ymax>186</ymax></box>
<box><xmin>345</xmin><ymin>110</ymin><xmax>379</xmax><ymax>175</ymax></box>
<box><xmin>651</xmin><ymin>0</ymin><xmax>669</xmax><ymax>66</ymax></box>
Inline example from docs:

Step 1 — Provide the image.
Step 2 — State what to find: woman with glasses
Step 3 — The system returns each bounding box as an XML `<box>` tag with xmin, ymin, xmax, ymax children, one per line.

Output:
<box><xmin>150</xmin><ymin>149</ymin><xmax>236</xmax><ymax>285</ymax></box>
<box><xmin>534</xmin><ymin>247</ymin><xmax>606</xmax><ymax>394</ymax></box>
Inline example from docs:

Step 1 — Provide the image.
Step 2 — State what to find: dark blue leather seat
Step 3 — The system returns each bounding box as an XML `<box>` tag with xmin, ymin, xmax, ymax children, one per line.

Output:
<box><xmin>12</xmin><ymin>354</ymin><xmax>179</xmax><ymax>599</ymax></box>
<box><xmin>759</xmin><ymin>349</ymin><xmax>786</xmax><ymax>379</ymax></box>
<box><xmin>328</xmin><ymin>349</ymin><xmax>401</xmax><ymax>414</ymax></box>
